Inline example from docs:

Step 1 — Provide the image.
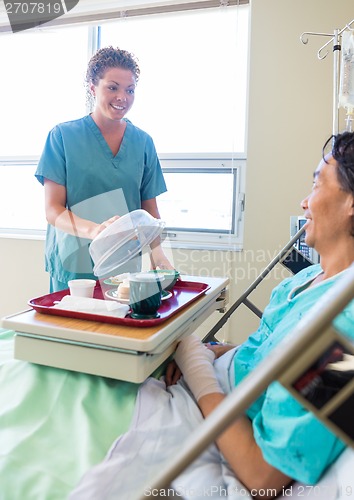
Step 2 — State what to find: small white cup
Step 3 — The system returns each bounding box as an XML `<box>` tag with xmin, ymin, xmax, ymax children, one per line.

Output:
<box><xmin>68</xmin><ymin>279</ymin><xmax>96</xmax><ymax>298</ymax></box>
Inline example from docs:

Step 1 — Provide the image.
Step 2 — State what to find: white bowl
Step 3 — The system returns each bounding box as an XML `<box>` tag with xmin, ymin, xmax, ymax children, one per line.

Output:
<box><xmin>68</xmin><ymin>279</ymin><xmax>96</xmax><ymax>298</ymax></box>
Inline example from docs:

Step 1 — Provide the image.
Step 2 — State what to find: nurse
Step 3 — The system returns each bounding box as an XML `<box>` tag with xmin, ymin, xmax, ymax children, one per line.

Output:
<box><xmin>35</xmin><ymin>46</ymin><xmax>172</xmax><ymax>292</ymax></box>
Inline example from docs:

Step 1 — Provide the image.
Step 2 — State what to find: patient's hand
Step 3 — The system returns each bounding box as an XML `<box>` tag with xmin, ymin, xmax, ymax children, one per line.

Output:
<box><xmin>165</xmin><ymin>342</ymin><xmax>237</xmax><ymax>386</ymax></box>
<box><xmin>165</xmin><ymin>360</ymin><xmax>182</xmax><ymax>387</ymax></box>
<box><xmin>205</xmin><ymin>342</ymin><xmax>237</xmax><ymax>359</ymax></box>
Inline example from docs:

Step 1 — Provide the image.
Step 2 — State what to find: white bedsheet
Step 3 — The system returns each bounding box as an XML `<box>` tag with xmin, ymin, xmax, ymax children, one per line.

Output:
<box><xmin>69</xmin><ymin>349</ymin><xmax>354</xmax><ymax>500</ymax></box>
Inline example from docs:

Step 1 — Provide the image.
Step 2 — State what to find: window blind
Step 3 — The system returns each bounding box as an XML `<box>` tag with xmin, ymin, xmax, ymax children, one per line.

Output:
<box><xmin>0</xmin><ymin>0</ymin><xmax>248</xmax><ymax>33</ymax></box>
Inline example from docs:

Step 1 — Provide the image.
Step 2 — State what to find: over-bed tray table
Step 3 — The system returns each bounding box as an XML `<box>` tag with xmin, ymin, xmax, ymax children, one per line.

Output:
<box><xmin>2</xmin><ymin>275</ymin><xmax>229</xmax><ymax>383</ymax></box>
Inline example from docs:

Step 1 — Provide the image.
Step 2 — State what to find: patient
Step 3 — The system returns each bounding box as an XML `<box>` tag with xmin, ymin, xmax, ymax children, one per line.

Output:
<box><xmin>70</xmin><ymin>131</ymin><xmax>354</xmax><ymax>499</ymax></box>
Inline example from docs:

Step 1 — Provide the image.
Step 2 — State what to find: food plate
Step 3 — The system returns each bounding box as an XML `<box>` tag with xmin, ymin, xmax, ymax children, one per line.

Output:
<box><xmin>103</xmin><ymin>271</ymin><xmax>179</xmax><ymax>288</ymax></box>
<box><xmin>103</xmin><ymin>273</ymin><xmax>131</xmax><ymax>286</ymax></box>
<box><xmin>105</xmin><ymin>289</ymin><xmax>172</xmax><ymax>303</ymax></box>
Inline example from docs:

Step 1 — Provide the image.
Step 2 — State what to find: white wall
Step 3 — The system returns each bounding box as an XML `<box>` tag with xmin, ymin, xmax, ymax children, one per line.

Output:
<box><xmin>240</xmin><ymin>0</ymin><xmax>352</xmax><ymax>338</ymax></box>
<box><xmin>1</xmin><ymin>238</ymin><xmax>48</xmax><ymax>318</ymax></box>
<box><xmin>1</xmin><ymin>0</ymin><xmax>353</xmax><ymax>342</ymax></box>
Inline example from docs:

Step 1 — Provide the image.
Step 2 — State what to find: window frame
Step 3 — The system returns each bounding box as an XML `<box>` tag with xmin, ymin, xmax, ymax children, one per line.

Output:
<box><xmin>159</xmin><ymin>153</ymin><xmax>246</xmax><ymax>251</ymax></box>
<box><xmin>0</xmin><ymin>154</ymin><xmax>246</xmax><ymax>251</ymax></box>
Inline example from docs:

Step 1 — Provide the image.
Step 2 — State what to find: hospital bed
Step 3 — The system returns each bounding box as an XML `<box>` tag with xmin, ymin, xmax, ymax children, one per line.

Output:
<box><xmin>1</xmin><ymin>230</ymin><xmax>354</xmax><ymax>499</ymax></box>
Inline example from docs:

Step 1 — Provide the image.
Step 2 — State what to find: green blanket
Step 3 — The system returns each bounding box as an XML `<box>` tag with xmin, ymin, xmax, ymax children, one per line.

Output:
<box><xmin>0</xmin><ymin>329</ymin><xmax>140</xmax><ymax>499</ymax></box>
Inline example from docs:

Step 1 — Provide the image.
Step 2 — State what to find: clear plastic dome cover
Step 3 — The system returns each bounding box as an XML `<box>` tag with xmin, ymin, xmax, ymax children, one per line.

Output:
<box><xmin>89</xmin><ymin>210</ymin><xmax>165</xmax><ymax>278</ymax></box>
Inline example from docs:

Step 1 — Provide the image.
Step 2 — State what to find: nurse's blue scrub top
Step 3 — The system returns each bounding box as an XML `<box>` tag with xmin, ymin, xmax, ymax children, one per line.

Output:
<box><xmin>35</xmin><ymin>115</ymin><xmax>167</xmax><ymax>284</ymax></box>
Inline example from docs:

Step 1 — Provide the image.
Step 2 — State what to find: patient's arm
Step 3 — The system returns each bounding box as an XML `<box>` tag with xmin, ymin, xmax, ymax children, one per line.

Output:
<box><xmin>198</xmin><ymin>393</ymin><xmax>292</xmax><ymax>499</ymax></box>
<box><xmin>174</xmin><ymin>335</ymin><xmax>292</xmax><ymax>499</ymax></box>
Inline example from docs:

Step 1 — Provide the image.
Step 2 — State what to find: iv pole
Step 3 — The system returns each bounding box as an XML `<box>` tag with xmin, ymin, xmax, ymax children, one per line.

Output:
<box><xmin>300</xmin><ymin>19</ymin><xmax>354</xmax><ymax>135</ymax></box>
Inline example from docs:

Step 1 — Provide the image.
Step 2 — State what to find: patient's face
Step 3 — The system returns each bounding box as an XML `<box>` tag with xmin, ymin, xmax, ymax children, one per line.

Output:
<box><xmin>301</xmin><ymin>155</ymin><xmax>354</xmax><ymax>253</ymax></box>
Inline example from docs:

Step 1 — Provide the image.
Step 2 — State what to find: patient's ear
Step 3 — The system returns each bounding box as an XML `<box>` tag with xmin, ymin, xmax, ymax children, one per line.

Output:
<box><xmin>348</xmin><ymin>193</ymin><xmax>354</xmax><ymax>211</ymax></box>
<box><xmin>351</xmin><ymin>198</ymin><xmax>354</xmax><ymax>215</ymax></box>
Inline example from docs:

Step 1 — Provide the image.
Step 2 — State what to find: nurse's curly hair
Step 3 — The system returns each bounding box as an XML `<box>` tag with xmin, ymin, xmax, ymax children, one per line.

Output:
<box><xmin>323</xmin><ymin>132</ymin><xmax>354</xmax><ymax>195</ymax></box>
<box><xmin>85</xmin><ymin>46</ymin><xmax>140</xmax><ymax>107</ymax></box>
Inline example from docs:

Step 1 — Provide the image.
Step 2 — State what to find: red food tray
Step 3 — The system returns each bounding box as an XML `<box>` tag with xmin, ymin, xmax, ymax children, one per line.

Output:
<box><xmin>28</xmin><ymin>280</ymin><xmax>210</xmax><ymax>327</ymax></box>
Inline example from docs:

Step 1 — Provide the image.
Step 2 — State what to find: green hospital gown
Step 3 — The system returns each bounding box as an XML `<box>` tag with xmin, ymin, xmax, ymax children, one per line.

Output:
<box><xmin>234</xmin><ymin>264</ymin><xmax>354</xmax><ymax>483</ymax></box>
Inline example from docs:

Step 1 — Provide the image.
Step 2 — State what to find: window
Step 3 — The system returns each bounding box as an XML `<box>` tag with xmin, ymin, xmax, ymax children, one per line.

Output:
<box><xmin>99</xmin><ymin>6</ymin><xmax>248</xmax><ymax>154</ymax></box>
<box><xmin>0</xmin><ymin>24</ymin><xmax>88</xmax><ymax>235</ymax></box>
<box><xmin>0</xmin><ymin>26</ymin><xmax>88</xmax><ymax>156</ymax></box>
<box><xmin>0</xmin><ymin>3</ymin><xmax>249</xmax><ymax>250</ymax></box>
<box><xmin>0</xmin><ymin>161</ymin><xmax>46</xmax><ymax>234</ymax></box>
<box><xmin>158</xmin><ymin>156</ymin><xmax>245</xmax><ymax>250</ymax></box>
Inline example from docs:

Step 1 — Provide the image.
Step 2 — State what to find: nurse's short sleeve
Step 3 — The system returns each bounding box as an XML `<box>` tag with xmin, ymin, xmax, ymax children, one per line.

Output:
<box><xmin>35</xmin><ymin>126</ymin><xmax>66</xmax><ymax>186</ymax></box>
<box><xmin>252</xmin><ymin>381</ymin><xmax>345</xmax><ymax>484</ymax></box>
<box><xmin>140</xmin><ymin>135</ymin><xmax>166</xmax><ymax>200</ymax></box>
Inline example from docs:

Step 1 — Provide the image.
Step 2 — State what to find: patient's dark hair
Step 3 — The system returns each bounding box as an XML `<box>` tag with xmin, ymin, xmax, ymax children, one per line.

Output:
<box><xmin>323</xmin><ymin>131</ymin><xmax>354</xmax><ymax>235</ymax></box>
<box><xmin>323</xmin><ymin>132</ymin><xmax>354</xmax><ymax>194</ymax></box>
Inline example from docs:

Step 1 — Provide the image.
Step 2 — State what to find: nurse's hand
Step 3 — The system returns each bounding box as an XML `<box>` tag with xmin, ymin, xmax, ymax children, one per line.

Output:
<box><xmin>90</xmin><ymin>215</ymin><xmax>120</xmax><ymax>239</ymax></box>
<box><xmin>150</xmin><ymin>244</ymin><xmax>174</xmax><ymax>270</ymax></box>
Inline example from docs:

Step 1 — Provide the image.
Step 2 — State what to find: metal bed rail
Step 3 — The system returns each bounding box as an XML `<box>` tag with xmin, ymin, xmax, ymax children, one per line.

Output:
<box><xmin>203</xmin><ymin>226</ymin><xmax>307</xmax><ymax>343</ymax></box>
